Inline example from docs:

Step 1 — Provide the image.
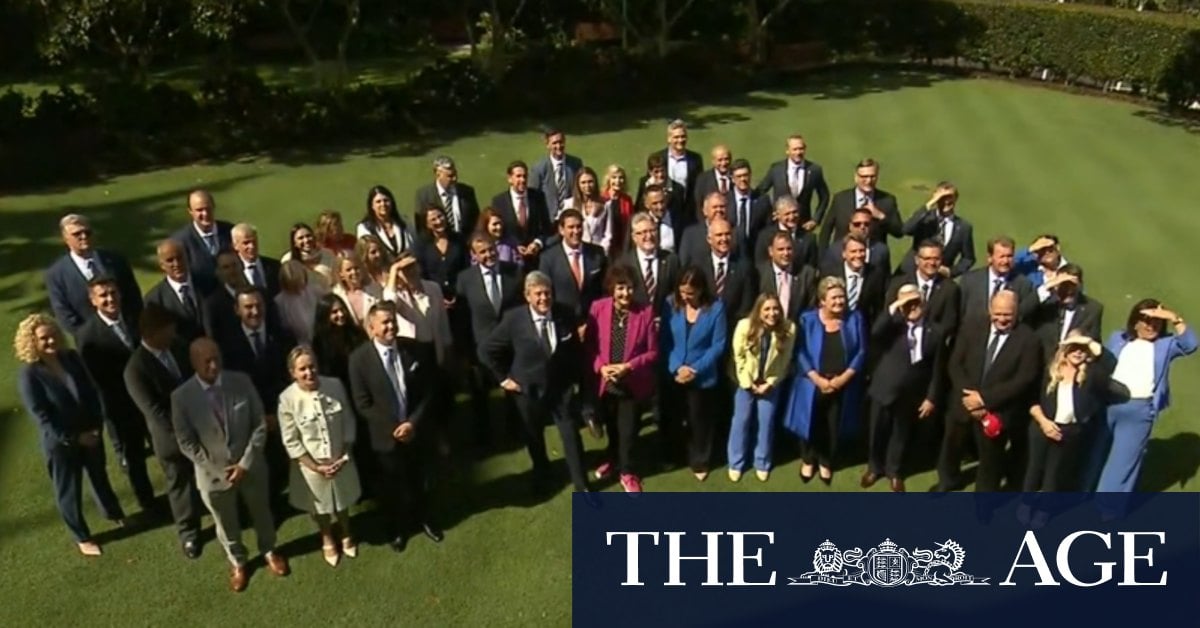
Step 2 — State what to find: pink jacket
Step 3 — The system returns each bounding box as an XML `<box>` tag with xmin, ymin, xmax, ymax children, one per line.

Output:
<box><xmin>583</xmin><ymin>297</ymin><xmax>659</xmax><ymax>401</ymax></box>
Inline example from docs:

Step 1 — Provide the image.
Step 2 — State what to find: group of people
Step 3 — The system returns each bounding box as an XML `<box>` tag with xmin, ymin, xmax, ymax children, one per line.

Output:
<box><xmin>15</xmin><ymin>121</ymin><xmax>1193</xmax><ymax>590</ymax></box>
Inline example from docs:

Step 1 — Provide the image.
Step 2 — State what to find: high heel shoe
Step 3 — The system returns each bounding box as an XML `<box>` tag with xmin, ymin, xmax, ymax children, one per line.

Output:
<box><xmin>799</xmin><ymin>465</ymin><xmax>815</xmax><ymax>483</ymax></box>
<box><xmin>819</xmin><ymin>467</ymin><xmax>833</xmax><ymax>486</ymax></box>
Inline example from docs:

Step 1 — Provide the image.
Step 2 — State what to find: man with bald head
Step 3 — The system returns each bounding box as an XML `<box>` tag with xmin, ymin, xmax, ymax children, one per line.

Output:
<box><xmin>171</xmin><ymin>189</ymin><xmax>233</xmax><ymax>295</ymax></box>
<box><xmin>692</xmin><ymin>145</ymin><xmax>734</xmax><ymax>213</ymax></box>
<box><xmin>679</xmin><ymin>191</ymin><xmax>736</xmax><ymax>267</ymax></box>
<box><xmin>937</xmin><ymin>289</ymin><xmax>1041</xmax><ymax>492</ymax></box>
<box><xmin>698</xmin><ymin>217</ymin><xmax>754</xmax><ymax>321</ymax></box>
<box><xmin>755</xmin><ymin>134</ymin><xmax>830</xmax><ymax>230</ymax></box>
<box><xmin>172</xmin><ymin>337</ymin><xmax>289</xmax><ymax>591</ymax></box>
<box><xmin>145</xmin><ymin>238</ymin><xmax>206</xmax><ymax>342</ymax></box>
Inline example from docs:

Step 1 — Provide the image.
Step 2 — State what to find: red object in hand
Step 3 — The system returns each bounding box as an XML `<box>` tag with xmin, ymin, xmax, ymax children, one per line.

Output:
<box><xmin>981</xmin><ymin>412</ymin><xmax>1003</xmax><ymax>439</ymax></box>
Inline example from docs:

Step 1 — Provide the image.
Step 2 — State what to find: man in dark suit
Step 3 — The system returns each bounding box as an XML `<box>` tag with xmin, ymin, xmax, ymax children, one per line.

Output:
<box><xmin>678</xmin><ymin>192</ymin><xmax>735</xmax><ymax>268</ymax></box>
<box><xmin>898</xmin><ymin>182</ymin><xmax>976</xmax><ymax>278</ymax></box>
<box><xmin>624</xmin><ymin>212</ymin><xmax>682</xmax><ymax>312</ymax></box>
<box><xmin>491</xmin><ymin>160</ymin><xmax>553</xmax><ymax>265</ymax></box>
<box><xmin>1029</xmin><ymin>264</ymin><xmax>1104</xmax><ymax>362</ymax></box>
<box><xmin>413</xmin><ymin>156</ymin><xmax>481</xmax><ymax>235</ymax></box>
<box><xmin>820</xmin><ymin>234</ymin><xmax>885</xmax><ymax>327</ymax></box>
<box><xmin>457</xmin><ymin>233</ymin><xmax>524</xmax><ymax>448</ymax></box>
<box><xmin>76</xmin><ymin>277</ymin><xmax>156</xmax><ymax>512</ymax></box>
<box><xmin>696</xmin><ymin>218</ymin><xmax>755</xmax><ymax>322</ymax></box>
<box><xmin>647</xmin><ymin>119</ymin><xmax>703</xmax><ymax>219</ymax></box>
<box><xmin>46</xmin><ymin>213</ymin><xmax>143</xmax><ymax>336</ymax></box>
<box><xmin>144</xmin><ymin>239</ymin><xmax>207</xmax><ymax>343</ymax></box>
<box><xmin>348</xmin><ymin>302</ymin><xmax>443</xmax><ymax>552</ymax></box>
<box><xmin>692</xmin><ymin>145</ymin><xmax>733</xmax><ymax>215</ymax></box>
<box><xmin>755</xmin><ymin>134</ymin><xmax>830</xmax><ymax>231</ymax></box>
<box><xmin>819</xmin><ymin>158</ymin><xmax>902</xmax><ymax>250</ymax></box>
<box><xmin>887</xmin><ymin>240</ymin><xmax>962</xmax><ymax>338</ymax></box>
<box><xmin>864</xmin><ymin>286</ymin><xmax>948</xmax><ymax>492</ymax></box>
<box><xmin>231</xmin><ymin>223</ymin><xmax>281</xmax><ymax>300</ymax></box>
<box><xmin>635</xmin><ymin>154</ymin><xmax>690</xmax><ymax>233</ymax></box>
<box><xmin>726</xmin><ymin>158</ymin><xmax>772</xmax><ymax>253</ymax></box>
<box><xmin>958</xmin><ymin>235</ymin><xmax>1038</xmax><ymax>326</ymax></box>
<box><xmin>529</xmin><ymin>128</ymin><xmax>584</xmax><ymax>220</ymax></box>
<box><xmin>538</xmin><ymin>209</ymin><xmax>608</xmax><ymax>324</ymax></box>
<box><xmin>124</xmin><ymin>304</ymin><xmax>202</xmax><ymax>558</ymax></box>
<box><xmin>753</xmin><ymin>196</ymin><xmax>819</xmax><ymax>272</ymax></box>
<box><xmin>822</xmin><ymin>206</ymin><xmax>892</xmax><ymax>276</ymax></box>
<box><xmin>171</xmin><ymin>189</ymin><xmax>233</xmax><ymax>296</ymax></box>
<box><xmin>937</xmin><ymin>290</ymin><xmax>1041</xmax><ymax>492</ymax></box>
<box><xmin>758</xmin><ymin>231</ymin><xmax>817</xmax><ymax>322</ymax></box>
<box><xmin>480</xmin><ymin>271</ymin><xmax>591</xmax><ymax>493</ymax></box>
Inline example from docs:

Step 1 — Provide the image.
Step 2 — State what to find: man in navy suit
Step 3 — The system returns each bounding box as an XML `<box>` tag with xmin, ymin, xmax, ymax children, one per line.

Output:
<box><xmin>823</xmin><ymin>206</ymin><xmax>892</xmax><ymax>276</ymax></box>
<box><xmin>538</xmin><ymin>209</ymin><xmax>607</xmax><ymax>325</ymax></box>
<box><xmin>144</xmin><ymin>239</ymin><xmax>207</xmax><ymax>343</ymax></box>
<box><xmin>413</xmin><ymin>156</ymin><xmax>482</xmax><ymax>235</ymax></box>
<box><xmin>231</xmin><ymin>223</ymin><xmax>281</xmax><ymax>300</ymax></box>
<box><xmin>819</xmin><ymin>158</ymin><xmax>903</xmax><ymax>250</ymax></box>
<box><xmin>753</xmin><ymin>196</ymin><xmax>819</xmax><ymax>272</ymax></box>
<box><xmin>898</xmin><ymin>182</ymin><xmax>976</xmax><ymax>278</ymax></box>
<box><xmin>755</xmin><ymin>134</ymin><xmax>830</xmax><ymax>231</ymax></box>
<box><xmin>171</xmin><ymin>189</ymin><xmax>233</xmax><ymax>296</ymax></box>
<box><xmin>678</xmin><ymin>192</ymin><xmax>734</xmax><ymax>268</ymax></box>
<box><xmin>480</xmin><ymin>271</ymin><xmax>591</xmax><ymax>494</ymax></box>
<box><xmin>646</xmin><ymin>119</ymin><xmax>703</xmax><ymax>221</ymax></box>
<box><xmin>692</xmin><ymin>145</ymin><xmax>733</xmax><ymax>215</ymax></box>
<box><xmin>726</xmin><ymin>159</ymin><xmax>772</xmax><ymax>252</ymax></box>
<box><xmin>529</xmin><ymin>128</ymin><xmax>584</xmax><ymax>220</ymax></box>
<box><xmin>634</xmin><ymin>154</ymin><xmax>690</xmax><ymax>233</ymax></box>
<box><xmin>491</xmin><ymin>160</ymin><xmax>553</xmax><ymax>265</ymax></box>
<box><xmin>46</xmin><ymin>214</ymin><xmax>142</xmax><ymax>336</ymax></box>
<box><xmin>696</xmin><ymin>218</ymin><xmax>755</xmax><ymax>322</ymax></box>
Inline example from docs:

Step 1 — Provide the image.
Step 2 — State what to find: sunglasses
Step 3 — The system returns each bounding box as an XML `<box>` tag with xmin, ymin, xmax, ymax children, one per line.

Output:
<box><xmin>850</xmin><ymin>221</ymin><xmax>870</xmax><ymax>227</ymax></box>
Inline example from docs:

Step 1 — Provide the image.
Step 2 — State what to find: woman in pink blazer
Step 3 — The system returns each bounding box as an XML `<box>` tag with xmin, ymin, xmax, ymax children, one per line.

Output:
<box><xmin>584</xmin><ymin>264</ymin><xmax>659</xmax><ymax>492</ymax></box>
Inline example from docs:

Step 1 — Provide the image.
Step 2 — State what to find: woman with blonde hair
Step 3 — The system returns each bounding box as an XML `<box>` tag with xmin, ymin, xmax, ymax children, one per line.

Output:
<box><xmin>277</xmin><ymin>346</ymin><xmax>361</xmax><ymax>566</ymax></box>
<box><xmin>331</xmin><ymin>254</ymin><xmax>380</xmax><ymax>327</ymax></box>
<box><xmin>355</xmin><ymin>234</ymin><xmax>392</xmax><ymax>289</ymax></box>
<box><xmin>275</xmin><ymin>259</ymin><xmax>323</xmax><ymax>344</ymax></box>
<box><xmin>727</xmin><ymin>294</ymin><xmax>796</xmax><ymax>483</ymax></box>
<box><xmin>315</xmin><ymin>210</ymin><xmax>358</xmax><ymax>257</ymax></box>
<box><xmin>15</xmin><ymin>313</ymin><xmax>125</xmax><ymax>556</ymax></box>
<box><xmin>601</xmin><ymin>164</ymin><xmax>634</xmax><ymax>253</ymax></box>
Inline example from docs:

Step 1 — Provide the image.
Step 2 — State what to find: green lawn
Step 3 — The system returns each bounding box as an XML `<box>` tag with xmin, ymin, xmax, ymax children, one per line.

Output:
<box><xmin>3</xmin><ymin>69</ymin><xmax>1200</xmax><ymax>625</ymax></box>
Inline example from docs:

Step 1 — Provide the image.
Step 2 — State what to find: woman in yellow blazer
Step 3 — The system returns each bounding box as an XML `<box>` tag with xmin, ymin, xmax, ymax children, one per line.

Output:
<box><xmin>278</xmin><ymin>346</ymin><xmax>362</xmax><ymax>567</ymax></box>
<box><xmin>726</xmin><ymin>294</ymin><xmax>796</xmax><ymax>482</ymax></box>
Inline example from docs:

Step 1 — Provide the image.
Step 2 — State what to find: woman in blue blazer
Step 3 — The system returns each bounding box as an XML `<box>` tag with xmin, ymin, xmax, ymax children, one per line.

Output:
<box><xmin>1092</xmin><ymin>300</ymin><xmax>1195</xmax><ymax>492</ymax></box>
<box><xmin>782</xmin><ymin>276</ymin><xmax>866</xmax><ymax>484</ymax></box>
<box><xmin>661</xmin><ymin>266</ymin><xmax>727</xmax><ymax>481</ymax></box>
<box><xmin>14</xmin><ymin>313</ymin><xmax>125</xmax><ymax>556</ymax></box>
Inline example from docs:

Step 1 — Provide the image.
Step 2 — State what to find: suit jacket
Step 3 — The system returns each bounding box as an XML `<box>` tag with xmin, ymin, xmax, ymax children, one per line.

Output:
<box><xmin>649</xmin><ymin>148</ymin><xmax>703</xmax><ymax>212</ymax></box>
<box><xmin>145</xmin><ymin>278</ymin><xmax>207</xmax><ymax>343</ymax></box>
<box><xmin>820</xmin><ymin>261</ymin><xmax>886</xmax><ymax>328</ymax></box>
<box><xmin>76</xmin><ymin>312</ymin><xmax>140</xmax><ymax>421</ymax></box>
<box><xmin>413</xmin><ymin>182</ymin><xmax>481</xmax><ymax>235</ymax></box>
<box><xmin>17</xmin><ymin>350</ymin><xmax>105</xmax><ymax>452</ymax></box>
<box><xmin>1034</xmin><ymin>365</ymin><xmax>1113</xmax><ymax>427</ymax></box>
<box><xmin>277</xmin><ymin>377</ymin><xmax>361</xmax><ymax>507</ymax></box>
<box><xmin>241</xmin><ymin>255</ymin><xmax>282</xmax><ymax>300</ymax></box>
<box><xmin>899</xmin><ymin>209</ymin><xmax>976</xmax><ymax>278</ymax></box>
<box><xmin>754</xmin><ymin>225</ymin><xmax>819</xmax><ymax>272</ymax></box>
<box><xmin>729</xmin><ymin>318</ymin><xmax>797</xmax><ymax>390</ymax></box>
<box><xmin>821</xmin><ymin>236</ymin><xmax>893</xmax><ymax>277</ymax></box>
<box><xmin>538</xmin><ymin>242</ymin><xmax>608</xmax><ymax>322</ymax></box>
<box><xmin>692</xmin><ymin>168</ymin><xmax>731</xmax><ymax>214</ymax></box>
<box><xmin>480</xmin><ymin>304</ymin><xmax>582</xmax><ymax>404</ymax></box>
<box><xmin>886</xmin><ymin>272</ymin><xmax>962</xmax><ymax>339</ymax></box>
<box><xmin>661</xmin><ymin>300</ymin><xmax>728</xmax><ymax>389</ymax></box>
<box><xmin>957</xmin><ymin>268</ymin><xmax>1038</xmax><ymax>327</ymax></box>
<box><xmin>216</xmin><ymin>322</ymin><xmax>296</xmax><ymax>415</ymax></box>
<box><xmin>947</xmin><ymin>321</ymin><xmax>1041</xmax><ymax>426</ymax></box>
<box><xmin>529</xmin><ymin>154</ymin><xmax>584</xmax><ymax>220</ymax></box>
<box><xmin>1030</xmin><ymin>294</ymin><xmax>1104</xmax><ymax>363</ymax></box>
<box><xmin>625</xmin><ymin>248</ymin><xmax>681</xmax><ymax>313</ymax></box>
<box><xmin>124</xmin><ymin>342</ymin><xmax>193</xmax><ymax>460</ymax></box>
<box><xmin>634</xmin><ymin>177</ymin><xmax>690</xmax><ymax>231</ymax></box>
<box><xmin>783</xmin><ymin>309</ymin><xmax>867</xmax><ymax>439</ymax></box>
<box><xmin>492</xmin><ymin>188</ymin><xmax>553</xmax><ymax>249</ymax></box>
<box><xmin>46</xmin><ymin>250</ymin><xmax>143</xmax><ymax>336</ymax></box>
<box><xmin>455</xmin><ymin>262</ymin><xmax>524</xmax><ymax>345</ymax></box>
<box><xmin>171</xmin><ymin>370</ymin><xmax>267</xmax><ymax>493</ymax></box>
<box><xmin>583</xmin><ymin>299</ymin><xmax>659</xmax><ymax>400</ymax></box>
<box><xmin>754</xmin><ymin>159</ymin><xmax>831</xmax><ymax>224</ymax></box>
<box><xmin>678</xmin><ymin>222</ymin><xmax>743</xmax><ymax>269</ymax></box>
<box><xmin>1104</xmin><ymin>328</ymin><xmax>1198</xmax><ymax>414</ymax></box>
<box><xmin>868</xmin><ymin>311</ymin><xmax>947</xmax><ymax>406</ymax></box>
<box><xmin>172</xmin><ymin>221</ymin><xmax>233</xmax><ymax>296</ymax></box>
<box><xmin>726</xmin><ymin>189</ymin><xmax>773</xmax><ymax>252</ymax></box>
<box><xmin>757</xmin><ymin>262</ymin><xmax>818</xmax><ymax>321</ymax></box>
<box><xmin>819</xmin><ymin>188</ymin><xmax>902</xmax><ymax>249</ymax></box>
<box><xmin>698</xmin><ymin>254</ymin><xmax>756</xmax><ymax>322</ymax></box>
<box><xmin>347</xmin><ymin>341</ymin><xmax>431</xmax><ymax>452</ymax></box>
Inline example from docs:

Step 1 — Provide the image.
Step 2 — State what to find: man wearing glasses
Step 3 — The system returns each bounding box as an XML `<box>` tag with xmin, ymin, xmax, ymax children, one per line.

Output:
<box><xmin>46</xmin><ymin>213</ymin><xmax>143</xmax><ymax>336</ymax></box>
<box><xmin>899</xmin><ymin>182</ymin><xmax>976</xmax><ymax>279</ymax></box>
<box><xmin>822</xmin><ymin>206</ymin><xmax>892</xmax><ymax>276</ymax></box>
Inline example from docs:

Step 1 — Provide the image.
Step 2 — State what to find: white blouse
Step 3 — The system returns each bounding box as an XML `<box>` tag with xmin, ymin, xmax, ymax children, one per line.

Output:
<box><xmin>1112</xmin><ymin>339</ymin><xmax>1156</xmax><ymax>399</ymax></box>
<box><xmin>1052</xmin><ymin>380</ymin><xmax>1076</xmax><ymax>425</ymax></box>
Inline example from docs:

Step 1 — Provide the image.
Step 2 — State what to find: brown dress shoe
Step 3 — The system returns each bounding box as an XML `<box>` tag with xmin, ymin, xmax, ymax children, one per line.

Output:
<box><xmin>860</xmin><ymin>471</ymin><xmax>879</xmax><ymax>489</ymax></box>
<box><xmin>890</xmin><ymin>477</ymin><xmax>906</xmax><ymax>493</ymax></box>
<box><xmin>265</xmin><ymin>552</ymin><xmax>290</xmax><ymax>577</ymax></box>
<box><xmin>230</xmin><ymin>565</ymin><xmax>248</xmax><ymax>592</ymax></box>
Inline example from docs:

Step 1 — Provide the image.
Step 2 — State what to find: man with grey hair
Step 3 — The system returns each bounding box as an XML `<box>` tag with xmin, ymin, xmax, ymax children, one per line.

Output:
<box><xmin>231</xmin><ymin>222</ymin><xmax>281</xmax><ymax>299</ymax></box>
<box><xmin>622</xmin><ymin>211</ymin><xmax>680</xmax><ymax>312</ymax></box>
<box><xmin>647</xmin><ymin>118</ymin><xmax>703</xmax><ymax>213</ymax></box>
<box><xmin>753</xmin><ymin>195</ymin><xmax>818</xmax><ymax>272</ymax></box>
<box><xmin>413</xmin><ymin>155</ymin><xmax>480</xmax><ymax>235</ymax></box>
<box><xmin>479</xmin><ymin>270</ymin><xmax>590</xmax><ymax>494</ymax></box>
<box><xmin>46</xmin><ymin>213</ymin><xmax>143</xmax><ymax>336</ymax></box>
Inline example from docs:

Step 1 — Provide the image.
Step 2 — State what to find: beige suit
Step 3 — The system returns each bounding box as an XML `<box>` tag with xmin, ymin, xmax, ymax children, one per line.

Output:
<box><xmin>277</xmin><ymin>377</ymin><xmax>361</xmax><ymax>514</ymax></box>
<box><xmin>332</xmin><ymin>282</ymin><xmax>382</xmax><ymax>327</ymax></box>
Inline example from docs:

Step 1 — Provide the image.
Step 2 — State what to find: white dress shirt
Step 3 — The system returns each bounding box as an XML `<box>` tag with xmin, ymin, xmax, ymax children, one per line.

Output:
<box><xmin>70</xmin><ymin>251</ymin><xmax>99</xmax><ymax>280</ymax></box>
<box><xmin>844</xmin><ymin>263</ymin><xmax>863</xmax><ymax>309</ymax></box>
<box><xmin>789</xmin><ymin>160</ymin><xmax>806</xmax><ymax>196</ymax></box>
<box><xmin>1112</xmin><ymin>339</ymin><xmax>1156</xmax><ymax>399</ymax></box>
<box><xmin>907</xmin><ymin>320</ymin><xmax>925</xmax><ymax>364</ymax></box>
<box><xmin>668</xmin><ymin>152</ymin><xmax>689</xmax><ymax>188</ymax></box>
<box><xmin>1052</xmin><ymin>381</ymin><xmax>1077</xmax><ymax>425</ymax></box>
<box><xmin>656</xmin><ymin>215</ymin><xmax>676</xmax><ymax>252</ymax></box>
<box><xmin>987</xmin><ymin>325</ymin><xmax>1010</xmax><ymax>358</ymax></box>
<box><xmin>987</xmin><ymin>268</ymin><xmax>1008</xmax><ymax>298</ymax></box>
<box><xmin>531</xmin><ymin>307</ymin><xmax>558</xmax><ymax>353</ymax></box>
<box><xmin>373</xmin><ymin>340</ymin><xmax>408</xmax><ymax>418</ymax></box>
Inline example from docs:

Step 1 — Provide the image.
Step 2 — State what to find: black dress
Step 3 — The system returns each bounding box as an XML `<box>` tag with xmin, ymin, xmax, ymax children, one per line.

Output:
<box><xmin>802</xmin><ymin>328</ymin><xmax>846</xmax><ymax>468</ymax></box>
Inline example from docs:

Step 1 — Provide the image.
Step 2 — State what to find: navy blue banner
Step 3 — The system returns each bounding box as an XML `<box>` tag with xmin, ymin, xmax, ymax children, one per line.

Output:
<box><xmin>573</xmin><ymin>493</ymin><xmax>1200</xmax><ymax>627</ymax></box>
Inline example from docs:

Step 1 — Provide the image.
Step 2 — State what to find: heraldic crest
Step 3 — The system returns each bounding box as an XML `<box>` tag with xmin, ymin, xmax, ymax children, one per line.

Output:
<box><xmin>788</xmin><ymin>538</ymin><xmax>989</xmax><ymax>586</ymax></box>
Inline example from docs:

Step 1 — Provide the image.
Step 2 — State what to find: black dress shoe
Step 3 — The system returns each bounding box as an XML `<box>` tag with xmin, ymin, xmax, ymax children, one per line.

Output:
<box><xmin>182</xmin><ymin>541</ymin><xmax>200</xmax><ymax>559</ymax></box>
<box><xmin>421</xmin><ymin>523</ymin><xmax>444</xmax><ymax>543</ymax></box>
<box><xmin>390</xmin><ymin>535</ymin><xmax>408</xmax><ymax>553</ymax></box>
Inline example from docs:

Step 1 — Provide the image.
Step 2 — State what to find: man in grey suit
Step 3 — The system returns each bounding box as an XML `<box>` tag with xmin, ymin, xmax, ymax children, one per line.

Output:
<box><xmin>528</xmin><ymin>128</ymin><xmax>583</xmax><ymax>220</ymax></box>
<box><xmin>957</xmin><ymin>235</ymin><xmax>1037</xmax><ymax>327</ymax></box>
<box><xmin>413</xmin><ymin>156</ymin><xmax>481</xmax><ymax>235</ymax></box>
<box><xmin>172</xmin><ymin>338</ymin><xmax>289</xmax><ymax>592</ymax></box>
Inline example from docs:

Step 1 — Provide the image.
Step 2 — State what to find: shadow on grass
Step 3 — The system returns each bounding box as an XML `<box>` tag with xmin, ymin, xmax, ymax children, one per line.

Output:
<box><xmin>1140</xmin><ymin>432</ymin><xmax>1200</xmax><ymax>491</ymax></box>
<box><xmin>1132</xmin><ymin>108</ymin><xmax>1200</xmax><ymax>137</ymax></box>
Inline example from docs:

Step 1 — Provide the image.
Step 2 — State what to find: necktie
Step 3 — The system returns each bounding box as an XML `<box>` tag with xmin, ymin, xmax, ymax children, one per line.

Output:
<box><xmin>247</xmin><ymin>262</ymin><xmax>262</xmax><ymax>287</ymax></box>
<box><xmin>983</xmin><ymin>331</ymin><xmax>1005</xmax><ymax>375</ymax></box>
<box><xmin>847</xmin><ymin>274</ymin><xmax>860</xmax><ymax>309</ymax></box>
<box><xmin>208</xmin><ymin>385</ymin><xmax>226</xmax><ymax>431</ymax></box>
<box><xmin>940</xmin><ymin>218</ymin><xmax>952</xmax><ymax>244</ymax></box>
<box><xmin>739</xmin><ymin>197</ymin><xmax>749</xmax><ymax>238</ymax></box>
<box><xmin>159</xmin><ymin>350</ymin><xmax>181</xmax><ymax>380</ymax></box>
<box><xmin>85</xmin><ymin>259</ymin><xmax>97</xmax><ymax>280</ymax></box>
<box><xmin>442</xmin><ymin>190</ymin><xmax>458</xmax><ymax>231</ymax></box>
<box><xmin>991</xmin><ymin>277</ymin><xmax>1004</xmax><ymax>298</ymax></box>
<box><xmin>719</xmin><ymin>176</ymin><xmax>728</xmax><ymax>194</ymax></box>
<box><xmin>540</xmin><ymin>318</ymin><xmax>554</xmax><ymax>355</ymax></box>
<box><xmin>777</xmin><ymin>272</ymin><xmax>791</xmax><ymax>315</ymax></box>
<box><xmin>203</xmin><ymin>232</ymin><xmax>217</xmax><ymax>256</ymax></box>
<box><xmin>790</xmin><ymin>165</ymin><xmax>802</xmax><ymax>197</ymax></box>
<box><xmin>112</xmin><ymin>321</ymin><xmax>134</xmax><ymax>349</ymax></box>
<box><xmin>907</xmin><ymin>323</ymin><xmax>919</xmax><ymax>364</ymax></box>
<box><xmin>921</xmin><ymin>282</ymin><xmax>931</xmax><ymax>304</ymax></box>
<box><xmin>644</xmin><ymin>258</ymin><xmax>656</xmax><ymax>297</ymax></box>
<box><xmin>384</xmin><ymin>348</ymin><xmax>407</xmax><ymax>418</ymax></box>
<box><xmin>715</xmin><ymin>261</ymin><xmax>727</xmax><ymax>296</ymax></box>
<box><xmin>179</xmin><ymin>284</ymin><xmax>196</xmax><ymax>318</ymax></box>
<box><xmin>517</xmin><ymin>195</ymin><xmax>528</xmax><ymax>227</ymax></box>
<box><xmin>570</xmin><ymin>250</ymin><xmax>583</xmax><ymax>288</ymax></box>
<box><xmin>486</xmin><ymin>269</ymin><xmax>501</xmax><ymax>312</ymax></box>
<box><xmin>250</xmin><ymin>330</ymin><xmax>264</xmax><ymax>357</ymax></box>
<box><xmin>555</xmin><ymin>164</ymin><xmax>567</xmax><ymax>205</ymax></box>
<box><xmin>859</xmin><ymin>194</ymin><xmax>870</xmax><ymax>208</ymax></box>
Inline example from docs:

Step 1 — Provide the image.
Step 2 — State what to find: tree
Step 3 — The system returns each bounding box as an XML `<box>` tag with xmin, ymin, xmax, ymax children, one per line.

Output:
<box><xmin>29</xmin><ymin>0</ymin><xmax>193</xmax><ymax>80</ymax></box>
<box><xmin>276</xmin><ymin>0</ymin><xmax>362</xmax><ymax>85</ymax></box>
<box><xmin>738</xmin><ymin>0</ymin><xmax>797</xmax><ymax>65</ymax></box>
<box><xmin>588</xmin><ymin>0</ymin><xmax>701</xmax><ymax>56</ymax></box>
